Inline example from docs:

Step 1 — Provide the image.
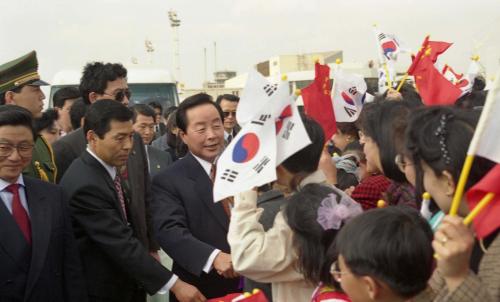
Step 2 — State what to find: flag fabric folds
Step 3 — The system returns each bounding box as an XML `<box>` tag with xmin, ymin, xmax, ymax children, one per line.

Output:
<box><xmin>332</xmin><ymin>69</ymin><xmax>368</xmax><ymax>122</ymax></box>
<box><xmin>302</xmin><ymin>62</ymin><xmax>336</xmax><ymax>142</ymax></box>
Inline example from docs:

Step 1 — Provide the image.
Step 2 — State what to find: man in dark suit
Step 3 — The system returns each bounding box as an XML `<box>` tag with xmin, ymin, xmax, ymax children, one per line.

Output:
<box><xmin>52</xmin><ymin>62</ymin><xmax>160</xmax><ymax>261</ymax></box>
<box><xmin>152</xmin><ymin>93</ymin><xmax>240</xmax><ymax>301</ymax></box>
<box><xmin>215</xmin><ymin>94</ymin><xmax>240</xmax><ymax>145</ymax></box>
<box><xmin>0</xmin><ymin>105</ymin><xmax>86</xmax><ymax>301</ymax></box>
<box><xmin>131</xmin><ymin>104</ymin><xmax>172</xmax><ymax>177</ymax></box>
<box><xmin>60</xmin><ymin>100</ymin><xmax>205</xmax><ymax>302</ymax></box>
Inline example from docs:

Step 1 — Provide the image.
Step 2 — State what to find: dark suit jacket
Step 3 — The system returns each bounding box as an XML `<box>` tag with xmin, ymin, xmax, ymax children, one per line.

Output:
<box><xmin>146</xmin><ymin>145</ymin><xmax>172</xmax><ymax>178</ymax></box>
<box><xmin>151</xmin><ymin>153</ymin><xmax>239</xmax><ymax>300</ymax></box>
<box><xmin>60</xmin><ymin>151</ymin><xmax>173</xmax><ymax>302</ymax></box>
<box><xmin>0</xmin><ymin>177</ymin><xmax>87</xmax><ymax>302</ymax></box>
<box><xmin>53</xmin><ymin>128</ymin><xmax>159</xmax><ymax>251</ymax></box>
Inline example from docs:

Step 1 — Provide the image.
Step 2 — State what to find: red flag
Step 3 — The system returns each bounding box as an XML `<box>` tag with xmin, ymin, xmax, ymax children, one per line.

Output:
<box><xmin>427</xmin><ymin>41</ymin><xmax>453</xmax><ymax>63</ymax></box>
<box><xmin>407</xmin><ymin>36</ymin><xmax>452</xmax><ymax>74</ymax></box>
<box><xmin>208</xmin><ymin>291</ymin><xmax>269</xmax><ymax>302</ymax></box>
<box><xmin>409</xmin><ymin>52</ymin><xmax>462</xmax><ymax>105</ymax></box>
<box><xmin>466</xmin><ymin>164</ymin><xmax>500</xmax><ymax>239</ymax></box>
<box><xmin>302</xmin><ymin>63</ymin><xmax>336</xmax><ymax>143</ymax></box>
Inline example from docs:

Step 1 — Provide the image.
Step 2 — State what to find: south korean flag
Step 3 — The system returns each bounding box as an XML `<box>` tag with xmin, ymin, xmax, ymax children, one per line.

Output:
<box><xmin>213</xmin><ymin>106</ymin><xmax>277</xmax><ymax>202</ymax></box>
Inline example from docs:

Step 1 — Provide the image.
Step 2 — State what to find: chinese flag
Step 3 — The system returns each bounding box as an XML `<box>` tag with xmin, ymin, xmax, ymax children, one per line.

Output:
<box><xmin>427</xmin><ymin>40</ymin><xmax>453</xmax><ymax>63</ymax></box>
<box><xmin>410</xmin><ymin>54</ymin><xmax>462</xmax><ymax>105</ymax></box>
<box><xmin>302</xmin><ymin>62</ymin><xmax>336</xmax><ymax>143</ymax></box>
<box><xmin>466</xmin><ymin>164</ymin><xmax>500</xmax><ymax>239</ymax></box>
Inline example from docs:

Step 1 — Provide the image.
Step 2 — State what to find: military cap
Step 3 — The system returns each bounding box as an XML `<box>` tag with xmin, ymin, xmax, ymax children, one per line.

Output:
<box><xmin>0</xmin><ymin>51</ymin><xmax>49</xmax><ymax>94</ymax></box>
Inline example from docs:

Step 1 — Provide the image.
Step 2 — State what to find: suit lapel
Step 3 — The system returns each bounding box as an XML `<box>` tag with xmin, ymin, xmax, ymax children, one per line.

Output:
<box><xmin>185</xmin><ymin>154</ymin><xmax>229</xmax><ymax>231</ymax></box>
<box><xmin>24</xmin><ymin>178</ymin><xmax>52</xmax><ymax>300</ymax></box>
<box><xmin>0</xmin><ymin>197</ymin><xmax>31</xmax><ymax>272</ymax></box>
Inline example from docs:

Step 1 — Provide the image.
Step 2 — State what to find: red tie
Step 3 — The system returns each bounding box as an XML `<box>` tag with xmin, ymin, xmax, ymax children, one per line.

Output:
<box><xmin>6</xmin><ymin>184</ymin><xmax>31</xmax><ymax>244</ymax></box>
<box><xmin>114</xmin><ymin>175</ymin><xmax>128</xmax><ymax>222</ymax></box>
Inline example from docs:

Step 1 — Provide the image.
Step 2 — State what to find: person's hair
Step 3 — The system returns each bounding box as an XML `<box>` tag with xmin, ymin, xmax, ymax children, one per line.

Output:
<box><xmin>343</xmin><ymin>140</ymin><xmax>365</xmax><ymax>164</ymax></box>
<box><xmin>83</xmin><ymin>99</ymin><xmax>133</xmax><ymax>139</ymax></box>
<box><xmin>79</xmin><ymin>62</ymin><xmax>127</xmax><ymax>104</ymax></box>
<box><xmin>131</xmin><ymin>104</ymin><xmax>156</xmax><ymax>123</ymax></box>
<box><xmin>163</xmin><ymin>105</ymin><xmax>178</xmax><ymax>120</ymax></box>
<box><xmin>52</xmin><ymin>86</ymin><xmax>81</xmax><ymax>108</ymax></box>
<box><xmin>377</xmin><ymin>82</ymin><xmax>423</xmax><ymax>107</ymax></box>
<box><xmin>281</xmin><ymin>113</ymin><xmax>325</xmax><ymax>187</ymax></box>
<box><xmin>176</xmin><ymin>93</ymin><xmax>224</xmax><ymax>133</ymax></box>
<box><xmin>34</xmin><ymin>109</ymin><xmax>59</xmax><ymax>134</ymax></box>
<box><xmin>336</xmin><ymin>122</ymin><xmax>359</xmax><ymax>140</ymax></box>
<box><xmin>215</xmin><ymin>94</ymin><xmax>240</xmax><ymax>105</ymax></box>
<box><xmin>472</xmin><ymin>75</ymin><xmax>486</xmax><ymax>91</ymax></box>
<box><xmin>0</xmin><ymin>105</ymin><xmax>35</xmax><ymax>138</ymax></box>
<box><xmin>336</xmin><ymin>206</ymin><xmax>433</xmax><ymax>299</ymax></box>
<box><xmin>455</xmin><ymin>90</ymin><xmax>487</xmax><ymax>110</ymax></box>
<box><xmin>405</xmin><ymin>106</ymin><xmax>495</xmax><ymax>194</ymax></box>
<box><xmin>0</xmin><ymin>86</ymin><xmax>23</xmax><ymax>105</ymax></box>
<box><xmin>69</xmin><ymin>98</ymin><xmax>89</xmax><ymax>130</ymax></box>
<box><xmin>284</xmin><ymin>184</ymin><xmax>344</xmax><ymax>288</ymax></box>
<box><xmin>357</xmin><ymin>101</ymin><xmax>413</xmax><ymax>183</ymax></box>
<box><xmin>148</xmin><ymin>101</ymin><xmax>163</xmax><ymax>112</ymax></box>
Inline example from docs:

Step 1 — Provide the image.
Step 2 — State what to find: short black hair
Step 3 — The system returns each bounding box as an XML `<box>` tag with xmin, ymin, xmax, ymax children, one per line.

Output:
<box><xmin>0</xmin><ymin>86</ymin><xmax>23</xmax><ymax>105</ymax></box>
<box><xmin>83</xmin><ymin>99</ymin><xmax>133</xmax><ymax>139</ymax></box>
<box><xmin>131</xmin><ymin>104</ymin><xmax>156</xmax><ymax>123</ymax></box>
<box><xmin>176</xmin><ymin>93</ymin><xmax>224</xmax><ymax>133</ymax></box>
<box><xmin>336</xmin><ymin>122</ymin><xmax>359</xmax><ymax>139</ymax></box>
<box><xmin>455</xmin><ymin>90</ymin><xmax>487</xmax><ymax>110</ymax></box>
<box><xmin>215</xmin><ymin>94</ymin><xmax>240</xmax><ymax>105</ymax></box>
<box><xmin>79</xmin><ymin>62</ymin><xmax>127</xmax><ymax>104</ymax></box>
<box><xmin>357</xmin><ymin>101</ymin><xmax>413</xmax><ymax>183</ymax></box>
<box><xmin>53</xmin><ymin>86</ymin><xmax>81</xmax><ymax>108</ymax></box>
<box><xmin>34</xmin><ymin>108</ymin><xmax>59</xmax><ymax>133</ymax></box>
<box><xmin>284</xmin><ymin>184</ymin><xmax>345</xmax><ymax>288</ymax></box>
<box><xmin>336</xmin><ymin>206</ymin><xmax>433</xmax><ymax>299</ymax></box>
<box><xmin>281</xmin><ymin>113</ymin><xmax>324</xmax><ymax>177</ymax></box>
<box><xmin>148</xmin><ymin>101</ymin><xmax>163</xmax><ymax>112</ymax></box>
<box><xmin>69</xmin><ymin>98</ymin><xmax>89</xmax><ymax>130</ymax></box>
<box><xmin>163</xmin><ymin>105</ymin><xmax>178</xmax><ymax>120</ymax></box>
<box><xmin>0</xmin><ymin>105</ymin><xmax>35</xmax><ymax>138</ymax></box>
<box><xmin>405</xmin><ymin>106</ymin><xmax>494</xmax><ymax>195</ymax></box>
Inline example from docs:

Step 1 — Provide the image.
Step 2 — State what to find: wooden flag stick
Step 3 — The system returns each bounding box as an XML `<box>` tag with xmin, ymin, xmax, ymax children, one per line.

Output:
<box><xmin>450</xmin><ymin>155</ymin><xmax>475</xmax><ymax>215</ymax></box>
<box><xmin>396</xmin><ymin>73</ymin><xmax>409</xmax><ymax>92</ymax></box>
<box><xmin>463</xmin><ymin>192</ymin><xmax>495</xmax><ymax>226</ymax></box>
<box><xmin>383</xmin><ymin>63</ymin><xmax>392</xmax><ymax>89</ymax></box>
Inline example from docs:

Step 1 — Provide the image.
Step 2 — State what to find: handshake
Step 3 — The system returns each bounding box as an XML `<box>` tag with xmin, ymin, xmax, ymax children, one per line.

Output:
<box><xmin>171</xmin><ymin>252</ymin><xmax>239</xmax><ymax>302</ymax></box>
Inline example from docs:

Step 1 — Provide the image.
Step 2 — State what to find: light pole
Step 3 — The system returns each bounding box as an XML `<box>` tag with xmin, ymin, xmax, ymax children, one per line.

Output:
<box><xmin>168</xmin><ymin>10</ymin><xmax>181</xmax><ymax>83</ymax></box>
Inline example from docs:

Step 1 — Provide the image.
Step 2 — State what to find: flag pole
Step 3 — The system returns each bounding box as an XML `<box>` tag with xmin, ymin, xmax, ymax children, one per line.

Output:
<box><xmin>383</xmin><ymin>63</ymin><xmax>392</xmax><ymax>89</ymax></box>
<box><xmin>449</xmin><ymin>69</ymin><xmax>500</xmax><ymax>215</ymax></box>
<box><xmin>396</xmin><ymin>73</ymin><xmax>409</xmax><ymax>91</ymax></box>
<box><xmin>463</xmin><ymin>193</ymin><xmax>495</xmax><ymax>226</ymax></box>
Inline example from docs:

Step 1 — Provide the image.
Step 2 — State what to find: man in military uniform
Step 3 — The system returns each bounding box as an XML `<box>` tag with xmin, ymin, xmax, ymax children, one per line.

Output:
<box><xmin>0</xmin><ymin>51</ymin><xmax>57</xmax><ymax>182</ymax></box>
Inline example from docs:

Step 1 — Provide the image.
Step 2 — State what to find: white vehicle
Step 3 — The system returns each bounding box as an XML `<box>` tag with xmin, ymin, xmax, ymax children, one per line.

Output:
<box><xmin>48</xmin><ymin>68</ymin><xmax>179</xmax><ymax>109</ymax></box>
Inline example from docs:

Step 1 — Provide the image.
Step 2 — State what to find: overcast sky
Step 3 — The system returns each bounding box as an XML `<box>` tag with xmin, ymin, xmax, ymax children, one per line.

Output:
<box><xmin>1</xmin><ymin>0</ymin><xmax>499</xmax><ymax>88</ymax></box>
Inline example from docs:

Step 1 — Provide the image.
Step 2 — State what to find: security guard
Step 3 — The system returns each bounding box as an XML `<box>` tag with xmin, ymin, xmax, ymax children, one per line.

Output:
<box><xmin>0</xmin><ymin>51</ymin><xmax>57</xmax><ymax>182</ymax></box>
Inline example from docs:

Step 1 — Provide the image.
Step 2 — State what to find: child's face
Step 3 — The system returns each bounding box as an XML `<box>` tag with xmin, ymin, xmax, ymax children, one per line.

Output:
<box><xmin>337</xmin><ymin>255</ymin><xmax>372</xmax><ymax>302</ymax></box>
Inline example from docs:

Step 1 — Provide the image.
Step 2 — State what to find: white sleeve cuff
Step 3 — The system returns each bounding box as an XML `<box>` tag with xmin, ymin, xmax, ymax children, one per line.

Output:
<box><xmin>203</xmin><ymin>249</ymin><xmax>221</xmax><ymax>273</ymax></box>
<box><xmin>156</xmin><ymin>275</ymin><xmax>179</xmax><ymax>294</ymax></box>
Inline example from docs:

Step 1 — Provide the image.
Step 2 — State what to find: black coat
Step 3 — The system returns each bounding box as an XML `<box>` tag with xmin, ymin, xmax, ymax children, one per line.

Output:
<box><xmin>0</xmin><ymin>177</ymin><xmax>87</xmax><ymax>302</ymax></box>
<box><xmin>151</xmin><ymin>153</ymin><xmax>239</xmax><ymax>300</ymax></box>
<box><xmin>60</xmin><ymin>151</ymin><xmax>172</xmax><ymax>302</ymax></box>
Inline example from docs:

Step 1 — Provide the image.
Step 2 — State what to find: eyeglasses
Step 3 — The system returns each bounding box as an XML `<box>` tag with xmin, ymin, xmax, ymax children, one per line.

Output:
<box><xmin>103</xmin><ymin>89</ymin><xmax>132</xmax><ymax>103</ymax></box>
<box><xmin>223</xmin><ymin>111</ymin><xmax>237</xmax><ymax>118</ymax></box>
<box><xmin>330</xmin><ymin>260</ymin><xmax>351</xmax><ymax>282</ymax></box>
<box><xmin>395</xmin><ymin>154</ymin><xmax>413</xmax><ymax>172</ymax></box>
<box><xmin>0</xmin><ymin>142</ymin><xmax>34</xmax><ymax>158</ymax></box>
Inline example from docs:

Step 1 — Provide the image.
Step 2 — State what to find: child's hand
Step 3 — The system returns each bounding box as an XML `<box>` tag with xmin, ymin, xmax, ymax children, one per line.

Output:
<box><xmin>433</xmin><ymin>215</ymin><xmax>474</xmax><ymax>291</ymax></box>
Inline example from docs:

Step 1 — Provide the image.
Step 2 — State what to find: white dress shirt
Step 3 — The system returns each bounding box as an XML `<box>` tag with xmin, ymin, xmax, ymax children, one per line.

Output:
<box><xmin>0</xmin><ymin>175</ymin><xmax>29</xmax><ymax>216</ymax></box>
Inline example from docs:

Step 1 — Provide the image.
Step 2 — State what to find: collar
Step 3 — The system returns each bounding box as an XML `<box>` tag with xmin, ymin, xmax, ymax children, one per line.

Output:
<box><xmin>224</xmin><ymin>130</ymin><xmax>235</xmax><ymax>140</ymax></box>
<box><xmin>0</xmin><ymin>174</ymin><xmax>25</xmax><ymax>191</ymax></box>
<box><xmin>86</xmin><ymin>147</ymin><xmax>117</xmax><ymax>180</ymax></box>
<box><xmin>191</xmin><ymin>152</ymin><xmax>214</xmax><ymax>177</ymax></box>
<box><xmin>297</xmin><ymin>170</ymin><xmax>328</xmax><ymax>190</ymax></box>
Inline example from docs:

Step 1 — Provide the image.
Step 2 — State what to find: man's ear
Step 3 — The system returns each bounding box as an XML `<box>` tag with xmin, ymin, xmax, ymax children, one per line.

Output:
<box><xmin>441</xmin><ymin>170</ymin><xmax>456</xmax><ymax>197</ymax></box>
<box><xmin>88</xmin><ymin>92</ymin><xmax>99</xmax><ymax>104</ymax></box>
<box><xmin>178</xmin><ymin>129</ymin><xmax>187</xmax><ymax>144</ymax></box>
<box><xmin>87</xmin><ymin>130</ymin><xmax>97</xmax><ymax>147</ymax></box>
<box><xmin>4</xmin><ymin>90</ymin><xmax>16</xmax><ymax>105</ymax></box>
<box><xmin>362</xmin><ymin>276</ymin><xmax>381</xmax><ymax>300</ymax></box>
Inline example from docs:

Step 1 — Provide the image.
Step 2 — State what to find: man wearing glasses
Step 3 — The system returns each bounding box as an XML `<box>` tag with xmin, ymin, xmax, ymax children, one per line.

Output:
<box><xmin>0</xmin><ymin>105</ymin><xmax>87</xmax><ymax>301</ymax></box>
<box><xmin>52</xmin><ymin>62</ymin><xmax>163</xmax><ymax>281</ymax></box>
<box><xmin>215</xmin><ymin>94</ymin><xmax>240</xmax><ymax>145</ymax></box>
<box><xmin>0</xmin><ymin>51</ymin><xmax>57</xmax><ymax>183</ymax></box>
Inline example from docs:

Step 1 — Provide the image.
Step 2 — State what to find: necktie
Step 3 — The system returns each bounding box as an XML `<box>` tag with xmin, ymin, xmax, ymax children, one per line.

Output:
<box><xmin>6</xmin><ymin>184</ymin><xmax>31</xmax><ymax>244</ymax></box>
<box><xmin>227</xmin><ymin>134</ymin><xmax>233</xmax><ymax>144</ymax></box>
<box><xmin>113</xmin><ymin>175</ymin><xmax>128</xmax><ymax>222</ymax></box>
<box><xmin>210</xmin><ymin>164</ymin><xmax>232</xmax><ymax>218</ymax></box>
